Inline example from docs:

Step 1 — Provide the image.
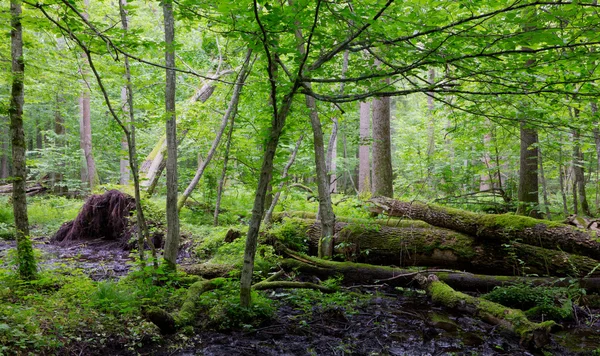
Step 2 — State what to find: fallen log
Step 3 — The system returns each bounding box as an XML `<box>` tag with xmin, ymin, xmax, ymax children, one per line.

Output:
<box><xmin>278</xmin><ymin>249</ymin><xmax>600</xmax><ymax>293</ymax></box>
<box><xmin>145</xmin><ymin>278</ymin><xmax>225</xmax><ymax>334</ymax></box>
<box><xmin>299</xmin><ymin>219</ymin><xmax>600</xmax><ymax>278</ymax></box>
<box><xmin>0</xmin><ymin>182</ymin><xmax>46</xmax><ymax>196</ymax></box>
<box><xmin>370</xmin><ymin>197</ymin><xmax>600</xmax><ymax>260</ymax></box>
<box><xmin>415</xmin><ymin>274</ymin><xmax>556</xmax><ymax>349</ymax></box>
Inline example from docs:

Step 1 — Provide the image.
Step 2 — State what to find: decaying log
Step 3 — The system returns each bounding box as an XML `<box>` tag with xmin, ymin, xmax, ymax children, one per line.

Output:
<box><xmin>278</xmin><ymin>249</ymin><xmax>600</xmax><ymax>293</ymax></box>
<box><xmin>415</xmin><ymin>274</ymin><xmax>556</xmax><ymax>349</ymax></box>
<box><xmin>252</xmin><ymin>280</ymin><xmax>335</xmax><ymax>293</ymax></box>
<box><xmin>298</xmin><ymin>219</ymin><xmax>600</xmax><ymax>278</ymax></box>
<box><xmin>145</xmin><ymin>278</ymin><xmax>225</xmax><ymax>334</ymax></box>
<box><xmin>179</xmin><ymin>263</ymin><xmax>235</xmax><ymax>279</ymax></box>
<box><xmin>370</xmin><ymin>197</ymin><xmax>600</xmax><ymax>260</ymax></box>
<box><xmin>0</xmin><ymin>182</ymin><xmax>46</xmax><ymax>196</ymax></box>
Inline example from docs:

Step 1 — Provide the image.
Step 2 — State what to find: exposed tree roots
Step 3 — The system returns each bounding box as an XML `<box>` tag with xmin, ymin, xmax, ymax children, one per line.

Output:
<box><xmin>52</xmin><ymin>190</ymin><xmax>135</xmax><ymax>246</ymax></box>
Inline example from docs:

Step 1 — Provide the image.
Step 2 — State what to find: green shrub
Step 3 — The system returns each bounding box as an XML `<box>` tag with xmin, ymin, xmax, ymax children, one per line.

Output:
<box><xmin>483</xmin><ymin>284</ymin><xmax>573</xmax><ymax>320</ymax></box>
<box><xmin>196</xmin><ymin>280</ymin><xmax>275</xmax><ymax>330</ymax></box>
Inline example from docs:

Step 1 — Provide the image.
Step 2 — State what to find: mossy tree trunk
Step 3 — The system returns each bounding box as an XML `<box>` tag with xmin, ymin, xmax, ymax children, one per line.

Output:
<box><xmin>10</xmin><ymin>0</ymin><xmax>36</xmax><ymax>280</ymax></box>
<box><xmin>301</xmin><ymin>220</ymin><xmax>600</xmax><ymax>277</ymax></box>
<box><xmin>370</xmin><ymin>197</ymin><xmax>600</xmax><ymax>260</ymax></box>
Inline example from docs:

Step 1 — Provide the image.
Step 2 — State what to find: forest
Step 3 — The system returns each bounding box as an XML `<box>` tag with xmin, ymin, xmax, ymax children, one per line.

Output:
<box><xmin>1</xmin><ymin>0</ymin><xmax>600</xmax><ymax>354</ymax></box>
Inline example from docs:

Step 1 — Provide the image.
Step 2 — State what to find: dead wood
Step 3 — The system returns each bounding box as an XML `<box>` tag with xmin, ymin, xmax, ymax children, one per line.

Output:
<box><xmin>370</xmin><ymin>196</ymin><xmax>600</xmax><ymax>260</ymax></box>
<box><xmin>299</xmin><ymin>219</ymin><xmax>600</xmax><ymax>278</ymax></box>
<box><xmin>52</xmin><ymin>190</ymin><xmax>135</xmax><ymax>246</ymax></box>
<box><xmin>415</xmin><ymin>274</ymin><xmax>556</xmax><ymax>349</ymax></box>
<box><xmin>278</xmin><ymin>248</ymin><xmax>600</xmax><ymax>293</ymax></box>
<box><xmin>252</xmin><ymin>280</ymin><xmax>335</xmax><ymax>293</ymax></box>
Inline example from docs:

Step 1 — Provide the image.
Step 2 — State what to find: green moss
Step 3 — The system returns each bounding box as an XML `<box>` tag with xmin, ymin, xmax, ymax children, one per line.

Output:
<box><xmin>479</xmin><ymin>214</ymin><xmax>563</xmax><ymax>231</ymax></box>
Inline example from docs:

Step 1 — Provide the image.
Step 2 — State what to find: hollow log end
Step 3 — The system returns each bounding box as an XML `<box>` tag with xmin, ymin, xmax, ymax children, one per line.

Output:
<box><xmin>143</xmin><ymin>307</ymin><xmax>177</xmax><ymax>335</ymax></box>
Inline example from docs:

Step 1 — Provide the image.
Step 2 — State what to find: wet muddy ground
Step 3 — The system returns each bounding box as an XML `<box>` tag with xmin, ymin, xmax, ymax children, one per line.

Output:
<box><xmin>1</xmin><ymin>238</ymin><xmax>599</xmax><ymax>355</ymax></box>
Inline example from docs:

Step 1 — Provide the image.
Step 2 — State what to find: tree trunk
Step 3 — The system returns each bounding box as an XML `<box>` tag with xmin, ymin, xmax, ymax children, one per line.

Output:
<box><xmin>163</xmin><ymin>0</ymin><xmax>180</xmax><ymax>269</ymax></box>
<box><xmin>305</xmin><ymin>94</ymin><xmax>335</xmax><ymax>258</ymax></box>
<box><xmin>370</xmin><ymin>196</ymin><xmax>600</xmax><ymax>260</ymax></box>
<box><xmin>119</xmin><ymin>0</ymin><xmax>156</xmax><ymax>266</ymax></box>
<box><xmin>358</xmin><ymin>101</ymin><xmax>371</xmax><ymax>194</ymax></box>
<box><xmin>572</xmin><ymin>126</ymin><xmax>591</xmax><ymax>216</ymax></box>
<box><xmin>140</xmin><ymin>74</ymin><xmax>226</xmax><ymax>191</ymax></box>
<box><xmin>1</xmin><ymin>116</ymin><xmax>9</xmax><ymax>180</ymax></box>
<box><xmin>593</xmin><ymin>102</ymin><xmax>600</xmax><ymax>213</ymax></box>
<box><xmin>416</xmin><ymin>275</ymin><xmax>555</xmax><ymax>349</ymax></box>
<box><xmin>10</xmin><ymin>0</ymin><xmax>36</xmax><ymax>280</ymax></box>
<box><xmin>213</xmin><ymin>117</ymin><xmax>235</xmax><ymax>226</ymax></box>
<box><xmin>79</xmin><ymin>88</ymin><xmax>98</xmax><ymax>189</ymax></box>
<box><xmin>120</xmin><ymin>86</ymin><xmax>130</xmax><ymax>185</ymax></box>
<box><xmin>263</xmin><ymin>133</ymin><xmax>304</xmax><ymax>225</ymax></box>
<box><xmin>240</xmin><ymin>84</ymin><xmax>299</xmax><ymax>306</ymax></box>
<box><xmin>300</xmin><ymin>220</ymin><xmax>600</xmax><ymax>277</ymax></box>
<box><xmin>278</xmin><ymin>251</ymin><xmax>600</xmax><ymax>293</ymax></box>
<box><xmin>371</xmin><ymin>65</ymin><xmax>394</xmax><ymax>198</ymax></box>
<box><xmin>516</xmin><ymin>121</ymin><xmax>540</xmax><ymax>218</ymax></box>
<box><xmin>538</xmin><ymin>146</ymin><xmax>551</xmax><ymax>220</ymax></box>
<box><xmin>558</xmin><ymin>135</ymin><xmax>570</xmax><ymax>216</ymax></box>
<box><xmin>78</xmin><ymin>0</ymin><xmax>98</xmax><ymax>191</ymax></box>
<box><xmin>177</xmin><ymin>49</ymin><xmax>252</xmax><ymax>212</ymax></box>
<box><xmin>326</xmin><ymin>119</ymin><xmax>337</xmax><ymax>193</ymax></box>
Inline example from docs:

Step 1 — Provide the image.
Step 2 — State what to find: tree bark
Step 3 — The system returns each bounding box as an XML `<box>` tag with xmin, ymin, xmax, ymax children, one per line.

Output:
<box><xmin>572</xmin><ymin>125</ymin><xmax>591</xmax><ymax>216</ymax></box>
<box><xmin>120</xmin><ymin>86</ymin><xmax>130</xmax><ymax>185</ymax></box>
<box><xmin>538</xmin><ymin>146</ymin><xmax>551</xmax><ymax>220</ymax></box>
<box><xmin>371</xmin><ymin>67</ymin><xmax>394</xmax><ymax>198</ymax></box>
<box><xmin>416</xmin><ymin>274</ymin><xmax>555</xmax><ymax>349</ymax></box>
<box><xmin>177</xmin><ymin>49</ymin><xmax>252</xmax><ymax>212</ymax></box>
<box><xmin>10</xmin><ymin>0</ymin><xmax>36</xmax><ymax>280</ymax></box>
<box><xmin>140</xmin><ymin>74</ymin><xmax>227</xmax><ymax>191</ymax></box>
<box><xmin>305</xmin><ymin>95</ymin><xmax>336</xmax><ymax>258</ymax></box>
<box><xmin>278</xmin><ymin>251</ymin><xmax>600</xmax><ymax>293</ymax></box>
<box><xmin>300</xmin><ymin>219</ymin><xmax>600</xmax><ymax>277</ymax></box>
<box><xmin>516</xmin><ymin>121</ymin><xmax>540</xmax><ymax>218</ymax></box>
<box><xmin>213</xmin><ymin>106</ymin><xmax>237</xmax><ymax>226</ymax></box>
<box><xmin>163</xmin><ymin>0</ymin><xmax>180</xmax><ymax>268</ymax></box>
<box><xmin>358</xmin><ymin>101</ymin><xmax>371</xmax><ymax>194</ymax></box>
<box><xmin>78</xmin><ymin>0</ymin><xmax>98</xmax><ymax>191</ymax></box>
<box><xmin>370</xmin><ymin>196</ymin><xmax>600</xmax><ymax>260</ymax></box>
<box><xmin>1</xmin><ymin>116</ymin><xmax>9</xmax><ymax>180</ymax></box>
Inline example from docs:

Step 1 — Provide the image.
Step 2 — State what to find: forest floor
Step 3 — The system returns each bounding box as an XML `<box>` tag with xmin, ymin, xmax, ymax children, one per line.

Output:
<box><xmin>1</xmin><ymin>237</ymin><xmax>599</xmax><ymax>356</ymax></box>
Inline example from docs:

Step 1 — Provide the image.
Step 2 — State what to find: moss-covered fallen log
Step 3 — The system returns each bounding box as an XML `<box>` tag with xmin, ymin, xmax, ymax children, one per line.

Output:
<box><xmin>370</xmin><ymin>196</ymin><xmax>600</xmax><ymax>260</ymax></box>
<box><xmin>179</xmin><ymin>263</ymin><xmax>235</xmax><ymax>279</ymax></box>
<box><xmin>415</xmin><ymin>274</ymin><xmax>556</xmax><ymax>349</ymax></box>
<box><xmin>278</xmin><ymin>249</ymin><xmax>600</xmax><ymax>293</ymax></box>
<box><xmin>300</xmin><ymin>219</ymin><xmax>600</xmax><ymax>278</ymax></box>
<box><xmin>145</xmin><ymin>278</ymin><xmax>225</xmax><ymax>334</ymax></box>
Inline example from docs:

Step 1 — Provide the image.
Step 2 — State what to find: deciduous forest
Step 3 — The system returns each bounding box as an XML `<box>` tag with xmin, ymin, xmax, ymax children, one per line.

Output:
<box><xmin>1</xmin><ymin>0</ymin><xmax>600</xmax><ymax>354</ymax></box>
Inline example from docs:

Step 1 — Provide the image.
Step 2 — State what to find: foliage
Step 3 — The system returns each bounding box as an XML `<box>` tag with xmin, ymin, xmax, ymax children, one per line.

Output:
<box><xmin>268</xmin><ymin>218</ymin><xmax>311</xmax><ymax>253</ymax></box>
<box><xmin>196</xmin><ymin>279</ymin><xmax>275</xmax><ymax>331</ymax></box>
<box><xmin>483</xmin><ymin>284</ymin><xmax>575</xmax><ymax>321</ymax></box>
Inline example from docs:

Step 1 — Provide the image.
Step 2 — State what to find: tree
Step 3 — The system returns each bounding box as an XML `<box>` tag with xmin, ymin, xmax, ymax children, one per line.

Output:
<box><xmin>371</xmin><ymin>74</ymin><xmax>393</xmax><ymax>198</ymax></box>
<box><xmin>162</xmin><ymin>0</ymin><xmax>179</xmax><ymax>269</ymax></box>
<box><xmin>9</xmin><ymin>0</ymin><xmax>36</xmax><ymax>280</ymax></box>
<box><xmin>358</xmin><ymin>101</ymin><xmax>370</xmax><ymax>194</ymax></box>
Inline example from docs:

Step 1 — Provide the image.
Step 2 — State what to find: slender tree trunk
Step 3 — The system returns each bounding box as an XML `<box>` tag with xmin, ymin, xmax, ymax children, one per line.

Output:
<box><xmin>358</xmin><ymin>101</ymin><xmax>371</xmax><ymax>194</ymax></box>
<box><xmin>264</xmin><ymin>134</ymin><xmax>304</xmax><ymax>225</ymax></box>
<box><xmin>120</xmin><ymin>86</ymin><xmax>130</xmax><ymax>185</ymax></box>
<box><xmin>516</xmin><ymin>121</ymin><xmax>540</xmax><ymax>218</ymax></box>
<box><xmin>163</xmin><ymin>0</ymin><xmax>180</xmax><ymax>269</ymax></box>
<box><xmin>240</xmin><ymin>83</ymin><xmax>300</xmax><ymax>306</ymax></box>
<box><xmin>177</xmin><ymin>50</ymin><xmax>253</xmax><ymax>211</ymax></box>
<box><xmin>213</xmin><ymin>113</ymin><xmax>236</xmax><ymax>226</ymax></box>
<box><xmin>305</xmin><ymin>95</ymin><xmax>336</xmax><ymax>258</ymax></box>
<box><xmin>538</xmin><ymin>146</ymin><xmax>551</xmax><ymax>220</ymax></box>
<box><xmin>119</xmin><ymin>0</ymin><xmax>156</xmax><ymax>266</ymax></box>
<box><xmin>558</xmin><ymin>134</ymin><xmax>570</xmax><ymax>216</ymax></box>
<box><xmin>79</xmin><ymin>0</ymin><xmax>98</xmax><ymax>191</ymax></box>
<box><xmin>592</xmin><ymin>102</ymin><xmax>600</xmax><ymax>212</ymax></box>
<box><xmin>572</xmin><ymin>126</ymin><xmax>591</xmax><ymax>216</ymax></box>
<box><xmin>1</xmin><ymin>116</ymin><xmax>9</xmax><ymax>180</ymax></box>
<box><xmin>326</xmin><ymin>119</ymin><xmax>337</xmax><ymax>193</ymax></box>
<box><xmin>10</xmin><ymin>0</ymin><xmax>36</xmax><ymax>280</ymax></box>
<box><xmin>140</xmin><ymin>75</ymin><xmax>226</xmax><ymax>191</ymax></box>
